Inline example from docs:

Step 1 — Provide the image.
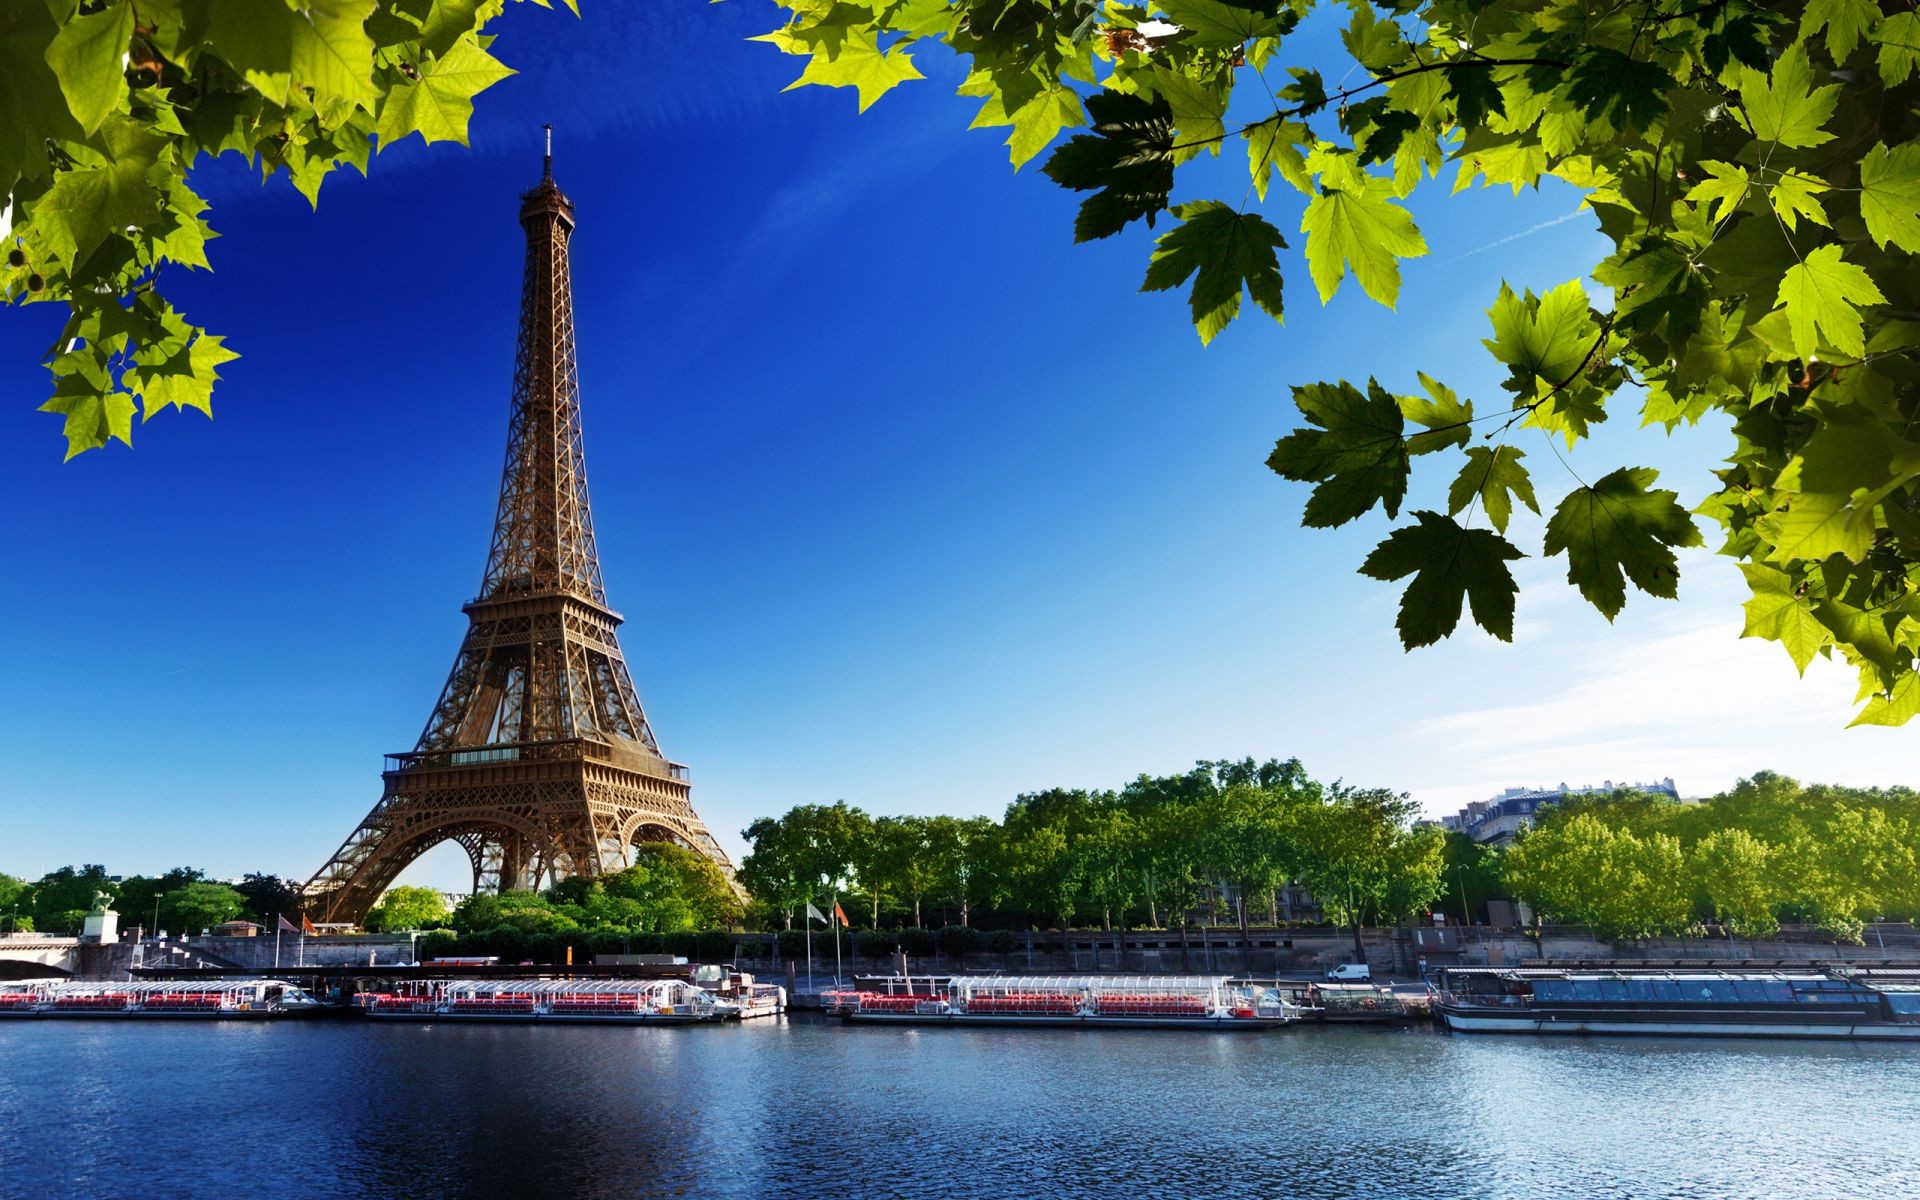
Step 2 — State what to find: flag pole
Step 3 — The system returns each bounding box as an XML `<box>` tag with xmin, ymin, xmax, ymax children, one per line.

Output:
<box><xmin>805</xmin><ymin>896</ymin><xmax>814</xmax><ymax>997</ymax></box>
<box><xmin>833</xmin><ymin>887</ymin><xmax>842</xmax><ymax>987</ymax></box>
<box><xmin>274</xmin><ymin>913</ymin><xmax>281</xmax><ymax>970</ymax></box>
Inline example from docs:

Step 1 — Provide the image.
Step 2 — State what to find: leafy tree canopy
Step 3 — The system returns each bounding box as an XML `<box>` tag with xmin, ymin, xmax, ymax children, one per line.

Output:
<box><xmin>1</xmin><ymin>0</ymin><xmax>573</xmax><ymax>458</ymax></box>
<box><xmin>366</xmin><ymin>883</ymin><xmax>450</xmax><ymax>931</ymax></box>
<box><xmin>756</xmin><ymin>0</ymin><xmax>1920</xmax><ymax>726</ymax></box>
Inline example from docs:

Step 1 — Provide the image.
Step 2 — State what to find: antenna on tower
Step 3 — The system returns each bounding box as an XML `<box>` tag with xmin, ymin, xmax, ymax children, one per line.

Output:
<box><xmin>543</xmin><ymin>124</ymin><xmax>553</xmax><ymax>180</ymax></box>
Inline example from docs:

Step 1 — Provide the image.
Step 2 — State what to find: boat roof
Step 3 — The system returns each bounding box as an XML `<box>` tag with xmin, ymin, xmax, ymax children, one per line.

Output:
<box><xmin>1438</xmin><ymin>967</ymin><xmax>1848</xmax><ymax>982</ymax></box>
<box><xmin>949</xmin><ymin>975</ymin><xmax>1238</xmax><ymax>991</ymax></box>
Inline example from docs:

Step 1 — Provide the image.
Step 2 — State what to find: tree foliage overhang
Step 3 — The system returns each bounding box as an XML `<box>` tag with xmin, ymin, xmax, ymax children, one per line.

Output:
<box><xmin>753</xmin><ymin>0</ymin><xmax>1920</xmax><ymax>726</ymax></box>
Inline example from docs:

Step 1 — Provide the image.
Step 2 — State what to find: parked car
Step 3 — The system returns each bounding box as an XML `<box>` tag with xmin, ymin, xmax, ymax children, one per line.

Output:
<box><xmin>1325</xmin><ymin>962</ymin><xmax>1372</xmax><ymax>982</ymax></box>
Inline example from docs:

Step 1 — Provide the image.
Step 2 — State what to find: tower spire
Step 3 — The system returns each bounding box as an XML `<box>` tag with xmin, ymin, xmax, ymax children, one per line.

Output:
<box><xmin>543</xmin><ymin>123</ymin><xmax>552</xmax><ymax>180</ymax></box>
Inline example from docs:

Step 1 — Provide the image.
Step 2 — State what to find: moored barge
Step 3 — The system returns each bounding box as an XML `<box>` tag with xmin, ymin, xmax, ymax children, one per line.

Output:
<box><xmin>844</xmin><ymin>975</ymin><xmax>1299</xmax><ymax>1030</ymax></box>
<box><xmin>356</xmin><ymin>978</ymin><xmax>722</xmax><ymax>1024</ymax></box>
<box><xmin>0</xmin><ymin>979</ymin><xmax>324</xmax><ymax>1018</ymax></box>
<box><xmin>1436</xmin><ymin>967</ymin><xmax>1920</xmax><ymax>1039</ymax></box>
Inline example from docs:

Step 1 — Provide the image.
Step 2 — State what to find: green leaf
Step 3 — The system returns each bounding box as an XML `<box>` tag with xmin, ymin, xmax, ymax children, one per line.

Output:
<box><xmin>1759</xmin><ymin>491</ymin><xmax>1878</xmax><ymax>563</ymax></box>
<box><xmin>290</xmin><ymin>0</ymin><xmax>380</xmax><ymax>113</ymax></box>
<box><xmin>1267</xmin><ymin>378</ymin><xmax>1408</xmax><ymax>527</ymax></box>
<box><xmin>191</xmin><ymin>0</ymin><xmax>297</xmax><ymax>104</ymax></box>
<box><xmin>1799</xmin><ymin>0</ymin><xmax>1879</xmax><ymax>64</ymax></box>
<box><xmin>1040</xmin><ymin>90</ymin><xmax>1174</xmax><ymax>242</ymax></box>
<box><xmin>38</xmin><ymin>348</ymin><xmax>135</xmax><ymax>460</ymax></box>
<box><xmin>1399</xmin><ymin>372</ymin><xmax>1471</xmax><ymax>455</ymax></box>
<box><xmin>1880</xmin><ymin>13</ymin><xmax>1920</xmax><ymax>87</ymax></box>
<box><xmin>1738</xmin><ymin>42</ymin><xmax>1839</xmax><ymax>150</ymax></box>
<box><xmin>131</xmin><ymin>330</ymin><xmax>240</xmax><ymax>419</ymax></box>
<box><xmin>42</xmin><ymin>0</ymin><xmax>132</xmax><ymax>135</ymax></box>
<box><xmin>1483</xmin><ymin>279</ymin><xmax>1597</xmax><ymax>386</ymax></box>
<box><xmin>30</xmin><ymin>123</ymin><xmax>168</xmax><ymax>266</ymax></box>
<box><xmin>783</xmin><ymin>29</ymin><xmax>922</xmax><ymax>113</ymax></box>
<box><xmin>1245</xmin><ymin>118</ymin><xmax>1312</xmax><ymax>201</ymax></box>
<box><xmin>1153</xmin><ymin>68</ymin><xmax>1226</xmax><ymax>161</ymax></box>
<box><xmin>1339</xmin><ymin>3</ymin><xmax>1402</xmax><ymax>72</ymax></box>
<box><xmin>1564</xmin><ymin>48</ymin><xmax>1672</xmax><ymax>133</ymax></box>
<box><xmin>1775</xmin><ymin>244</ymin><xmax>1887</xmax><ymax>361</ymax></box>
<box><xmin>1359</xmin><ymin>511</ymin><xmax>1524</xmax><ymax>648</ymax></box>
<box><xmin>375</xmin><ymin>34</ymin><xmax>514</xmax><ymax>147</ymax></box>
<box><xmin>0</xmin><ymin>5</ymin><xmax>83</xmax><ymax>192</ymax></box>
<box><xmin>969</xmin><ymin>82</ymin><xmax>1084</xmax><ymax>170</ymax></box>
<box><xmin>1775</xmin><ymin>418</ymin><xmax>1920</xmax><ymax>495</ymax></box>
<box><xmin>1140</xmin><ymin>200</ymin><xmax>1285</xmax><ymax>345</ymax></box>
<box><xmin>1858</xmin><ymin>142</ymin><xmax>1920</xmax><ymax>255</ymax></box>
<box><xmin>1543</xmin><ymin>466</ymin><xmax>1703</xmax><ymax>620</ymax></box>
<box><xmin>1447</xmin><ymin>446</ymin><xmax>1538</xmax><ymax>534</ymax></box>
<box><xmin>1157</xmin><ymin>0</ymin><xmax>1285</xmax><ymax>49</ymax></box>
<box><xmin>1300</xmin><ymin>170</ymin><xmax>1425</xmax><ymax>306</ymax></box>
<box><xmin>1767</xmin><ymin>170</ymin><xmax>1829</xmax><ymax>233</ymax></box>
<box><xmin>1738</xmin><ymin>564</ymin><xmax>1826</xmax><ymax>675</ymax></box>
<box><xmin>1685</xmin><ymin>161</ymin><xmax>1749</xmax><ymax>225</ymax></box>
<box><xmin>1849</xmin><ymin>671</ymin><xmax>1920</xmax><ymax>728</ymax></box>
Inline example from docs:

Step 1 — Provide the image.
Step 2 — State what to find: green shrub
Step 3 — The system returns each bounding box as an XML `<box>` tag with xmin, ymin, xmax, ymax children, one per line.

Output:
<box><xmin>696</xmin><ymin>929</ymin><xmax>735</xmax><ymax>961</ymax></box>
<box><xmin>854</xmin><ymin>928</ymin><xmax>896</xmax><ymax>960</ymax></box>
<box><xmin>985</xmin><ymin>929</ymin><xmax>1018</xmax><ymax>955</ymax></box>
<box><xmin>897</xmin><ymin>927</ymin><xmax>936</xmax><ymax>958</ymax></box>
<box><xmin>775</xmin><ymin>929</ymin><xmax>808</xmax><ymax>961</ymax></box>
<box><xmin>936</xmin><ymin>925</ymin><xmax>981</xmax><ymax>958</ymax></box>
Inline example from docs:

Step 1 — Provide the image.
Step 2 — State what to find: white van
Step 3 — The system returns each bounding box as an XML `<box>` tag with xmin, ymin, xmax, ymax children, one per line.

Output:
<box><xmin>1325</xmin><ymin>962</ymin><xmax>1372</xmax><ymax>982</ymax></box>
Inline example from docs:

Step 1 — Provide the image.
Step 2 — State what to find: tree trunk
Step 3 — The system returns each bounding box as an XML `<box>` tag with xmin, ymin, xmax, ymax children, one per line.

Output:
<box><xmin>960</xmin><ymin>896</ymin><xmax>970</xmax><ymax>928</ymax></box>
<box><xmin>914</xmin><ymin>896</ymin><xmax>922</xmax><ymax>928</ymax></box>
<box><xmin>1237</xmin><ymin>890</ymin><xmax>1253</xmax><ymax>972</ymax></box>
<box><xmin>1351</xmin><ymin>917</ymin><xmax>1366</xmax><ymax>964</ymax></box>
<box><xmin>1179</xmin><ymin>915</ymin><xmax>1192</xmax><ymax>972</ymax></box>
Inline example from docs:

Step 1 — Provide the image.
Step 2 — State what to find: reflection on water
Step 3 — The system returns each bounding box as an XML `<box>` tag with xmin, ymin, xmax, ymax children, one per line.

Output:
<box><xmin>3</xmin><ymin>1017</ymin><xmax>1917</xmax><ymax>1198</ymax></box>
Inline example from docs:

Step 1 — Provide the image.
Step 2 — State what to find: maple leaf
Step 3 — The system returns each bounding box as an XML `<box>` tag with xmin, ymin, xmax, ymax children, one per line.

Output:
<box><xmin>1858</xmin><ymin>142</ymin><xmax>1920</xmax><ymax>255</ymax></box>
<box><xmin>1041</xmin><ymin>90</ymin><xmax>1174</xmax><ymax>242</ymax></box>
<box><xmin>1267</xmin><ymin>379</ymin><xmax>1408</xmax><ymax>527</ymax></box>
<box><xmin>1140</xmin><ymin>201</ymin><xmax>1284</xmax><ymax>344</ymax></box>
<box><xmin>1737</xmin><ymin>43</ymin><xmax>1839</xmax><ymax>150</ymax></box>
<box><xmin>1447</xmin><ymin>445</ymin><xmax>1538</xmax><ymax>534</ymax></box>
<box><xmin>1543</xmin><ymin>467</ymin><xmax>1703</xmax><ymax>620</ymax></box>
<box><xmin>1774</xmin><ymin>244</ymin><xmax>1887</xmax><ymax>360</ymax></box>
<box><xmin>1359</xmin><ymin>511</ymin><xmax>1525</xmax><ymax>648</ymax></box>
<box><xmin>1301</xmin><ymin>169</ymin><xmax>1426</xmax><ymax>306</ymax></box>
<box><xmin>1738</xmin><ymin>564</ymin><xmax>1827</xmax><ymax>675</ymax></box>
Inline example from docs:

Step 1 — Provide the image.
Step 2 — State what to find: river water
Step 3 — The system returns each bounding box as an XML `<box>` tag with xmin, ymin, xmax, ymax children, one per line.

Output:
<box><xmin>3</xmin><ymin>1017</ymin><xmax>1916</xmax><ymax>1198</ymax></box>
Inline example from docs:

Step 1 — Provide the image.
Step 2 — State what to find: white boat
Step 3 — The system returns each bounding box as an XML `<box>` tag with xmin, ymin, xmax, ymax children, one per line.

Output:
<box><xmin>356</xmin><ymin>978</ymin><xmax>722</xmax><ymax>1024</ymax></box>
<box><xmin>0</xmin><ymin>978</ymin><xmax>324</xmax><ymax>1018</ymax></box>
<box><xmin>845</xmin><ymin>975</ymin><xmax>1298</xmax><ymax>1030</ymax></box>
<box><xmin>1436</xmin><ymin>967</ymin><xmax>1920</xmax><ymax>1040</ymax></box>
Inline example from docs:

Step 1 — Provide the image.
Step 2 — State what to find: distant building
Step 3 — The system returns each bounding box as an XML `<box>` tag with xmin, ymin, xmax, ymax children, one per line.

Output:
<box><xmin>1435</xmin><ymin>779</ymin><xmax>1683</xmax><ymax>846</ymax></box>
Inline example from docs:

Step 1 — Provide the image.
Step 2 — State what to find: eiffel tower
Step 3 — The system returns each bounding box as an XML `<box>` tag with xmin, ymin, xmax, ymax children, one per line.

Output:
<box><xmin>305</xmin><ymin>133</ymin><xmax>734</xmax><ymax>924</ymax></box>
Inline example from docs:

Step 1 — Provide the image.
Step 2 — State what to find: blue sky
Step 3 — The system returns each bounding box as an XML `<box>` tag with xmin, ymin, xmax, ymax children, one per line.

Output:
<box><xmin>0</xmin><ymin>4</ymin><xmax>1908</xmax><ymax>888</ymax></box>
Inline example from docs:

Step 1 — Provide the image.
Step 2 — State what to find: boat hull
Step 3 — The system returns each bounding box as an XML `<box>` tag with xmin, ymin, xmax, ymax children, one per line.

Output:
<box><xmin>363</xmin><ymin>1010</ymin><xmax>715</xmax><ymax>1025</ymax></box>
<box><xmin>846</xmin><ymin>1012</ymin><xmax>1287</xmax><ymax>1030</ymax></box>
<box><xmin>1440</xmin><ymin>1007</ymin><xmax>1920</xmax><ymax>1040</ymax></box>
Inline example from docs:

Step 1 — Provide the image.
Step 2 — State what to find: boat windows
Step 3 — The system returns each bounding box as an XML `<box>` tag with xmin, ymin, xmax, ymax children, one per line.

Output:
<box><xmin>1651</xmin><ymin>980</ymin><xmax>1684</xmax><ymax>1002</ymax></box>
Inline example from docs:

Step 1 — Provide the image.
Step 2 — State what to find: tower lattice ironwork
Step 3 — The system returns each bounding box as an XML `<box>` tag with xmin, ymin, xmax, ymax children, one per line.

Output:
<box><xmin>305</xmin><ymin>138</ymin><xmax>734</xmax><ymax>924</ymax></box>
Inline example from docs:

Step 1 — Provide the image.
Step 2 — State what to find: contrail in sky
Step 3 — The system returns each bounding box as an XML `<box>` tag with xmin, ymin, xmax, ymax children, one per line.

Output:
<box><xmin>1445</xmin><ymin>207</ymin><xmax>1590</xmax><ymax>263</ymax></box>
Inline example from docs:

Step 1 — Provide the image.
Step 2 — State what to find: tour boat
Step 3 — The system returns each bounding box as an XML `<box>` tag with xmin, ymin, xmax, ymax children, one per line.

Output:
<box><xmin>0</xmin><ymin>978</ymin><xmax>324</xmax><ymax>1018</ymax></box>
<box><xmin>843</xmin><ymin>975</ymin><xmax>1299</xmax><ymax>1029</ymax></box>
<box><xmin>1435</xmin><ymin>967</ymin><xmax>1920</xmax><ymax>1039</ymax></box>
<box><xmin>356</xmin><ymin>978</ymin><xmax>722</xmax><ymax>1024</ymax></box>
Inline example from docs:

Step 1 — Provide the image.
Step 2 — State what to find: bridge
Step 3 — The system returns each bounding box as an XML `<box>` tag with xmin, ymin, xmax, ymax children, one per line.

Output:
<box><xmin>0</xmin><ymin>935</ymin><xmax>80</xmax><ymax>979</ymax></box>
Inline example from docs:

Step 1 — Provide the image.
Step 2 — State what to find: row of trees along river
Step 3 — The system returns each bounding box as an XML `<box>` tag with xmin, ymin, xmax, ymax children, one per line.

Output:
<box><xmin>6</xmin><ymin>769</ymin><xmax>1917</xmax><ymax>956</ymax></box>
